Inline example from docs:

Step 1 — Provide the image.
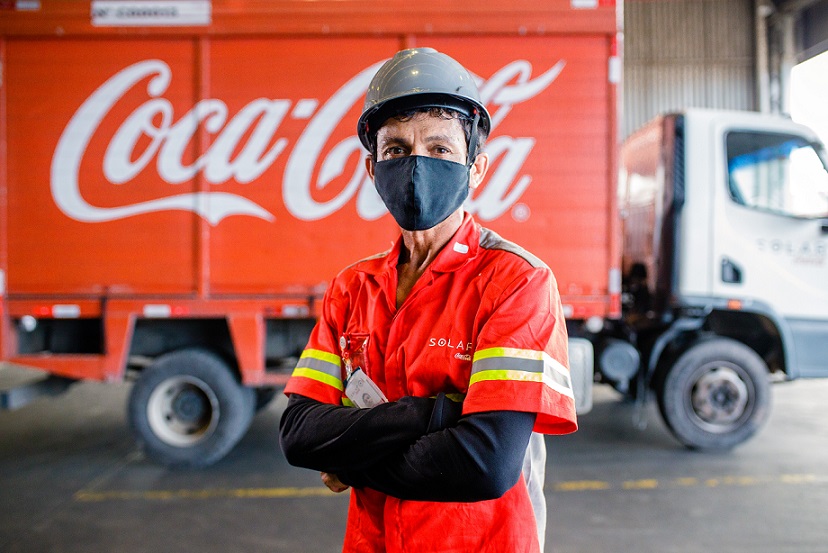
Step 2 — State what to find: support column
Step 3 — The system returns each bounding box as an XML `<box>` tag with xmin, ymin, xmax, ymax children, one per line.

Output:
<box><xmin>755</xmin><ymin>0</ymin><xmax>774</xmax><ymax>113</ymax></box>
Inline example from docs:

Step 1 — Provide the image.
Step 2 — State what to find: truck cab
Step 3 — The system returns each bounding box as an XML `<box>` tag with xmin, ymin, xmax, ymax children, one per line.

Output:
<box><xmin>617</xmin><ymin>109</ymin><xmax>828</xmax><ymax>449</ymax></box>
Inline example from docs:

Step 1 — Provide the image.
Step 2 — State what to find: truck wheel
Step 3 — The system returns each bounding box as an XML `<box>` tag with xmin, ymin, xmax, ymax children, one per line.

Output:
<box><xmin>657</xmin><ymin>338</ymin><xmax>771</xmax><ymax>450</ymax></box>
<box><xmin>128</xmin><ymin>348</ymin><xmax>255</xmax><ymax>468</ymax></box>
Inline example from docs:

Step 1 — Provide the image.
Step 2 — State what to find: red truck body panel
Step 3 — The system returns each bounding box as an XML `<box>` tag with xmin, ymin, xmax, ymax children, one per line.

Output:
<box><xmin>0</xmin><ymin>0</ymin><xmax>620</xmax><ymax>383</ymax></box>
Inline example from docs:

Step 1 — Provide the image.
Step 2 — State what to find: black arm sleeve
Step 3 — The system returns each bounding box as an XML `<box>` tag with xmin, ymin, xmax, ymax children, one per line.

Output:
<box><xmin>338</xmin><ymin>410</ymin><xmax>536</xmax><ymax>503</ymax></box>
<box><xmin>279</xmin><ymin>394</ymin><xmax>456</xmax><ymax>473</ymax></box>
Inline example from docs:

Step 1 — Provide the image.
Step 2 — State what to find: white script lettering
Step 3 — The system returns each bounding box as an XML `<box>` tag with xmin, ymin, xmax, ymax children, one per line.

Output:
<box><xmin>52</xmin><ymin>58</ymin><xmax>565</xmax><ymax>225</ymax></box>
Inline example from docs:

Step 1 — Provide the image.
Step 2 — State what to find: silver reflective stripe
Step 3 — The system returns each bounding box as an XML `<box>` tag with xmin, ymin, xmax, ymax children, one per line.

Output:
<box><xmin>472</xmin><ymin>355</ymin><xmax>545</xmax><ymax>374</ymax></box>
<box><xmin>296</xmin><ymin>351</ymin><xmax>341</xmax><ymax>378</ymax></box>
<box><xmin>546</xmin><ymin>359</ymin><xmax>572</xmax><ymax>391</ymax></box>
<box><xmin>471</xmin><ymin>355</ymin><xmax>573</xmax><ymax>392</ymax></box>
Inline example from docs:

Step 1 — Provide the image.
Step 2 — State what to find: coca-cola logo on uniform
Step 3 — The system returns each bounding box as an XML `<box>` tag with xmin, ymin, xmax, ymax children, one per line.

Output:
<box><xmin>51</xmin><ymin>58</ymin><xmax>565</xmax><ymax>225</ymax></box>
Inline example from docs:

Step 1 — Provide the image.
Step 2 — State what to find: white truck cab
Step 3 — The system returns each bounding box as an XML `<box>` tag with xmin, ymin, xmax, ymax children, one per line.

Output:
<box><xmin>612</xmin><ymin>109</ymin><xmax>828</xmax><ymax>449</ymax></box>
<box><xmin>705</xmin><ymin>111</ymin><xmax>828</xmax><ymax>377</ymax></box>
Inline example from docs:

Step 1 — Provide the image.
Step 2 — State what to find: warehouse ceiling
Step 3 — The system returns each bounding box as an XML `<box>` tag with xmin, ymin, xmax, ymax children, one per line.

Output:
<box><xmin>772</xmin><ymin>0</ymin><xmax>828</xmax><ymax>60</ymax></box>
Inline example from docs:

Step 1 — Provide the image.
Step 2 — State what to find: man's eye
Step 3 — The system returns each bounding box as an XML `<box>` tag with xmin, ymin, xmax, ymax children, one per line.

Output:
<box><xmin>434</xmin><ymin>146</ymin><xmax>451</xmax><ymax>155</ymax></box>
<box><xmin>384</xmin><ymin>146</ymin><xmax>405</xmax><ymax>157</ymax></box>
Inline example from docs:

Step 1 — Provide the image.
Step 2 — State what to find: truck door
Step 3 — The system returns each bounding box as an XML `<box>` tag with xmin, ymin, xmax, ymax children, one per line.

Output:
<box><xmin>713</xmin><ymin>127</ymin><xmax>828</xmax><ymax>378</ymax></box>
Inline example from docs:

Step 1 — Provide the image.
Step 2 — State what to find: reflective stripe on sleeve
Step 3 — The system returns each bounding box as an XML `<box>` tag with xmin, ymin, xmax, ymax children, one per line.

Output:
<box><xmin>292</xmin><ymin>349</ymin><xmax>344</xmax><ymax>391</ymax></box>
<box><xmin>471</xmin><ymin>347</ymin><xmax>573</xmax><ymax>399</ymax></box>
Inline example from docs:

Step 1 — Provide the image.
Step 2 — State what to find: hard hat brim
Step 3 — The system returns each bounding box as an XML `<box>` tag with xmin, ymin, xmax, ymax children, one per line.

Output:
<box><xmin>357</xmin><ymin>92</ymin><xmax>491</xmax><ymax>152</ymax></box>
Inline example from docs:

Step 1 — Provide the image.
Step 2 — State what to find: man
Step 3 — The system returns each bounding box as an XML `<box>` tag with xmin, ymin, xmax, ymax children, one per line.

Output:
<box><xmin>279</xmin><ymin>47</ymin><xmax>577</xmax><ymax>552</ymax></box>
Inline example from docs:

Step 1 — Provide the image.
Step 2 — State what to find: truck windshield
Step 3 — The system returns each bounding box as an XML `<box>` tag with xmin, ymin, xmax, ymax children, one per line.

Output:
<box><xmin>726</xmin><ymin>131</ymin><xmax>828</xmax><ymax>219</ymax></box>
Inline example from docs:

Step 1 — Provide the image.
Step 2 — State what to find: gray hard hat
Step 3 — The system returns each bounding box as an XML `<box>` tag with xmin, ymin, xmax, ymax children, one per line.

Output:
<box><xmin>357</xmin><ymin>47</ymin><xmax>492</xmax><ymax>155</ymax></box>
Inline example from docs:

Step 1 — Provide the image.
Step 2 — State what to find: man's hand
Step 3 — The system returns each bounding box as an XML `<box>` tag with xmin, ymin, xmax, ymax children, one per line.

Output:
<box><xmin>321</xmin><ymin>472</ymin><xmax>349</xmax><ymax>493</ymax></box>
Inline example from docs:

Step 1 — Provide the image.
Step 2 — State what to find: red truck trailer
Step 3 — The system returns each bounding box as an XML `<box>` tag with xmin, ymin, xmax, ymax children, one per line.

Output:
<box><xmin>0</xmin><ymin>0</ymin><xmax>621</xmax><ymax>466</ymax></box>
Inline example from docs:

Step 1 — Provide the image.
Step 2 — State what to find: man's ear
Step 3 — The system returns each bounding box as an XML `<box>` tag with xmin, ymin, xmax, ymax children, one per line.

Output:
<box><xmin>365</xmin><ymin>154</ymin><xmax>375</xmax><ymax>180</ymax></box>
<box><xmin>469</xmin><ymin>152</ymin><xmax>489</xmax><ymax>190</ymax></box>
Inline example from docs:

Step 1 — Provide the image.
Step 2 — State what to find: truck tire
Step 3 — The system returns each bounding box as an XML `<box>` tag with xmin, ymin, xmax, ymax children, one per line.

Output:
<box><xmin>657</xmin><ymin>337</ymin><xmax>771</xmax><ymax>450</ymax></box>
<box><xmin>128</xmin><ymin>348</ymin><xmax>255</xmax><ymax>468</ymax></box>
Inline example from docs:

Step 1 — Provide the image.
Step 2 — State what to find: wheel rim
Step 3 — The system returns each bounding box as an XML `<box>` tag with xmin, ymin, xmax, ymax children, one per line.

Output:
<box><xmin>147</xmin><ymin>375</ymin><xmax>220</xmax><ymax>447</ymax></box>
<box><xmin>688</xmin><ymin>363</ymin><xmax>751</xmax><ymax>432</ymax></box>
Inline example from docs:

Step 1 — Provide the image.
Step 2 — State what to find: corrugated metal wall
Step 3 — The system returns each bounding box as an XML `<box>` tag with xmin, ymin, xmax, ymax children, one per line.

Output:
<box><xmin>624</xmin><ymin>0</ymin><xmax>756</xmax><ymax>137</ymax></box>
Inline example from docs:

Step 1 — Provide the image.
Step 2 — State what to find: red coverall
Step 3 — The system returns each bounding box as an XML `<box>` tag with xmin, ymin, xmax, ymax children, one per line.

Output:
<box><xmin>284</xmin><ymin>213</ymin><xmax>578</xmax><ymax>552</ymax></box>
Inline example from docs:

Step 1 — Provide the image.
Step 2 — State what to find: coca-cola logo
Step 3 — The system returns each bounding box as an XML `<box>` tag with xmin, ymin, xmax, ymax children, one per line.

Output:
<box><xmin>51</xmin><ymin>57</ymin><xmax>565</xmax><ymax>225</ymax></box>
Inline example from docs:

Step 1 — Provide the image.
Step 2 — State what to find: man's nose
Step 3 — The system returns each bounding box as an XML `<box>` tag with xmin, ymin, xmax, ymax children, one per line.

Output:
<box><xmin>410</xmin><ymin>143</ymin><xmax>430</xmax><ymax>157</ymax></box>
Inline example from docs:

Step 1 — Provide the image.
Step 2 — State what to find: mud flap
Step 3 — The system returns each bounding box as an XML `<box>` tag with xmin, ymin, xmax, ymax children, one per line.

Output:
<box><xmin>568</xmin><ymin>337</ymin><xmax>594</xmax><ymax>414</ymax></box>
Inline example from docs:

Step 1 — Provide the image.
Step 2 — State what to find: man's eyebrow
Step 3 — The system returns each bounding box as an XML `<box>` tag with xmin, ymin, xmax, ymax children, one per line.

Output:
<box><xmin>424</xmin><ymin>134</ymin><xmax>459</xmax><ymax>144</ymax></box>
<box><xmin>377</xmin><ymin>133</ymin><xmax>462</xmax><ymax>147</ymax></box>
<box><xmin>378</xmin><ymin>136</ymin><xmax>409</xmax><ymax>147</ymax></box>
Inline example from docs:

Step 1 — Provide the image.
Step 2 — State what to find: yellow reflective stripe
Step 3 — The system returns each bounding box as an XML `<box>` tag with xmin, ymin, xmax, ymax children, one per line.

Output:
<box><xmin>470</xmin><ymin>369</ymin><xmax>543</xmax><ymax>385</ymax></box>
<box><xmin>300</xmin><ymin>348</ymin><xmax>341</xmax><ymax>366</ymax></box>
<box><xmin>291</xmin><ymin>367</ymin><xmax>344</xmax><ymax>391</ymax></box>
<box><xmin>473</xmin><ymin>347</ymin><xmax>544</xmax><ymax>362</ymax></box>
<box><xmin>341</xmin><ymin>397</ymin><xmax>355</xmax><ymax>407</ymax></box>
<box><xmin>469</xmin><ymin>369</ymin><xmax>574</xmax><ymax>399</ymax></box>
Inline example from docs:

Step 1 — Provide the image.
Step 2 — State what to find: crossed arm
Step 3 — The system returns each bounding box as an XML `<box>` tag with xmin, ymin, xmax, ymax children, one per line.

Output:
<box><xmin>278</xmin><ymin>393</ymin><xmax>535</xmax><ymax>502</ymax></box>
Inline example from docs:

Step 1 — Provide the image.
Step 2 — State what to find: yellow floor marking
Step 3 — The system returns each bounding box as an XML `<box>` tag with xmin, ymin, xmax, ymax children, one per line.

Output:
<box><xmin>75</xmin><ymin>486</ymin><xmax>340</xmax><ymax>502</ymax></box>
<box><xmin>673</xmin><ymin>477</ymin><xmax>699</xmax><ymax>487</ymax></box>
<box><xmin>553</xmin><ymin>480</ymin><xmax>611</xmax><ymax>491</ymax></box>
<box><xmin>73</xmin><ymin>473</ymin><xmax>825</xmax><ymax>502</ymax></box>
<box><xmin>623</xmin><ymin>479</ymin><xmax>659</xmax><ymax>490</ymax></box>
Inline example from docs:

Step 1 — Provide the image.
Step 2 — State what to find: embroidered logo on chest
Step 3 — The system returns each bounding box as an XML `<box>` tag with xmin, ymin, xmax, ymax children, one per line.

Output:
<box><xmin>428</xmin><ymin>336</ymin><xmax>473</xmax><ymax>355</ymax></box>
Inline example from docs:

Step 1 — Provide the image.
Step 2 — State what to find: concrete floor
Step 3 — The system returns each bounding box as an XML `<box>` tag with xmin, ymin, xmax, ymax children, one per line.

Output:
<box><xmin>1</xmin><ymin>370</ymin><xmax>827</xmax><ymax>553</ymax></box>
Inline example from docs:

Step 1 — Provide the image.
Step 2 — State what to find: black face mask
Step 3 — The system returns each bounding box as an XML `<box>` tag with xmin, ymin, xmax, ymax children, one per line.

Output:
<box><xmin>373</xmin><ymin>155</ymin><xmax>470</xmax><ymax>231</ymax></box>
